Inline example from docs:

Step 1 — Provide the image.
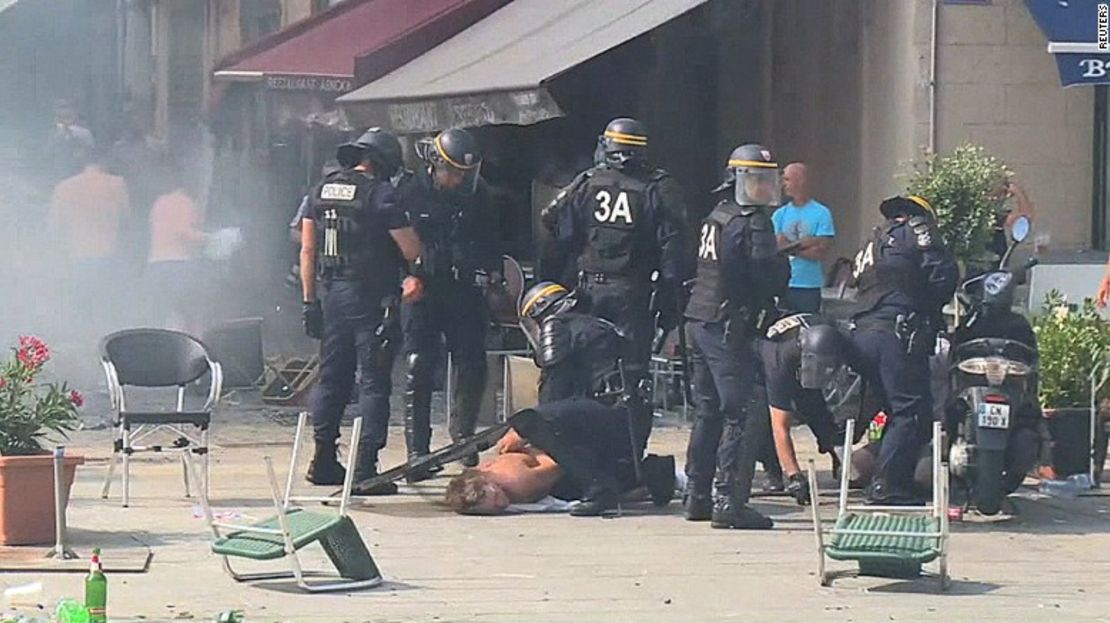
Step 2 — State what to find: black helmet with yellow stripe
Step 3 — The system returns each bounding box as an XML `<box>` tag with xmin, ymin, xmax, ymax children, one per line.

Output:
<box><xmin>598</xmin><ymin>117</ymin><xmax>648</xmax><ymax>167</ymax></box>
<box><xmin>718</xmin><ymin>143</ymin><xmax>781</xmax><ymax>207</ymax></box>
<box><xmin>880</xmin><ymin>195</ymin><xmax>935</xmax><ymax>219</ymax></box>
<box><xmin>518</xmin><ymin>281</ymin><xmax>576</xmax><ymax>352</ymax></box>
<box><xmin>416</xmin><ymin>127</ymin><xmax>483</xmax><ymax>194</ymax></box>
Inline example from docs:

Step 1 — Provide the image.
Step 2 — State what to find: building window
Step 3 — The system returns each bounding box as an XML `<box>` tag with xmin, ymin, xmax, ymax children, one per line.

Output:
<box><xmin>240</xmin><ymin>0</ymin><xmax>282</xmax><ymax>44</ymax></box>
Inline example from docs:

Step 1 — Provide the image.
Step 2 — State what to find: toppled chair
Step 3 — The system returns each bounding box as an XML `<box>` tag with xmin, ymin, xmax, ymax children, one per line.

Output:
<box><xmin>808</xmin><ymin>420</ymin><xmax>950</xmax><ymax>590</ymax></box>
<box><xmin>194</xmin><ymin>414</ymin><xmax>383</xmax><ymax>592</ymax></box>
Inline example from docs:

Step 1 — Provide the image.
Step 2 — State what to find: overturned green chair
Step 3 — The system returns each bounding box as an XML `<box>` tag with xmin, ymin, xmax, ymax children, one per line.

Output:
<box><xmin>194</xmin><ymin>413</ymin><xmax>383</xmax><ymax>592</ymax></box>
<box><xmin>808</xmin><ymin>420</ymin><xmax>950</xmax><ymax>590</ymax></box>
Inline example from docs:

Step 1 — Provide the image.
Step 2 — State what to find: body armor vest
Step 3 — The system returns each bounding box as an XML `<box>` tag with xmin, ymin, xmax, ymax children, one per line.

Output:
<box><xmin>313</xmin><ymin>170</ymin><xmax>399</xmax><ymax>285</ymax></box>
<box><xmin>849</xmin><ymin>221</ymin><xmax>921</xmax><ymax>317</ymax></box>
<box><xmin>576</xmin><ymin>165</ymin><xmax>651</xmax><ymax>279</ymax></box>
<box><xmin>685</xmin><ymin>201</ymin><xmax>786</xmax><ymax>323</ymax></box>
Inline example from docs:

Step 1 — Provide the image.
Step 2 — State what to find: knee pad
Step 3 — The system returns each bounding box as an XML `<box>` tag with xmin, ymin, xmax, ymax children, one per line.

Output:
<box><xmin>405</xmin><ymin>351</ymin><xmax>434</xmax><ymax>382</ymax></box>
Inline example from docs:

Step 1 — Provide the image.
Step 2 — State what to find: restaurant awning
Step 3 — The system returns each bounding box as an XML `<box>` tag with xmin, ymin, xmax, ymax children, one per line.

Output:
<box><xmin>1026</xmin><ymin>0</ymin><xmax>1110</xmax><ymax>87</ymax></box>
<box><xmin>213</xmin><ymin>0</ymin><xmax>508</xmax><ymax>94</ymax></box>
<box><xmin>337</xmin><ymin>0</ymin><xmax>709</xmax><ymax>132</ymax></box>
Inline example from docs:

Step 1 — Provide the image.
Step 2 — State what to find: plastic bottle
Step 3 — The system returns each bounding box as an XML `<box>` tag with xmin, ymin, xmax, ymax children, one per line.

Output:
<box><xmin>1038</xmin><ymin>473</ymin><xmax>1093</xmax><ymax>497</ymax></box>
<box><xmin>54</xmin><ymin>599</ymin><xmax>89</xmax><ymax>623</ymax></box>
<box><xmin>84</xmin><ymin>549</ymin><xmax>107</xmax><ymax>623</ymax></box>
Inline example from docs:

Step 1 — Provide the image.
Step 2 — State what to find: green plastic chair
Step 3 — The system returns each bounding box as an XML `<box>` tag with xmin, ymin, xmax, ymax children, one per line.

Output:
<box><xmin>193</xmin><ymin>413</ymin><xmax>383</xmax><ymax>592</ymax></box>
<box><xmin>808</xmin><ymin>420</ymin><xmax>950</xmax><ymax>590</ymax></box>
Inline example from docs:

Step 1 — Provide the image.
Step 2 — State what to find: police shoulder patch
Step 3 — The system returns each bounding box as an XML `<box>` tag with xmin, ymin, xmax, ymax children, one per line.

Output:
<box><xmin>320</xmin><ymin>183</ymin><xmax>358</xmax><ymax>201</ymax></box>
<box><xmin>908</xmin><ymin>216</ymin><xmax>934</xmax><ymax>249</ymax></box>
<box><xmin>766</xmin><ymin>313</ymin><xmax>807</xmax><ymax>339</ymax></box>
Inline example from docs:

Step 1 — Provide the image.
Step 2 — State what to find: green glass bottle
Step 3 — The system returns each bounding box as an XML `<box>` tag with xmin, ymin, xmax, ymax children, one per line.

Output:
<box><xmin>84</xmin><ymin>548</ymin><xmax>107</xmax><ymax>623</ymax></box>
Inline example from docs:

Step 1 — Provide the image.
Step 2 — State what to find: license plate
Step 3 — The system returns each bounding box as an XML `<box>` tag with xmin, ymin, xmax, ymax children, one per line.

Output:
<box><xmin>977</xmin><ymin>403</ymin><xmax>1010</xmax><ymax>429</ymax></box>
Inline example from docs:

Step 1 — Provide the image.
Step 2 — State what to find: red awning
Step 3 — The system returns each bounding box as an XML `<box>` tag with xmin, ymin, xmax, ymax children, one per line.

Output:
<box><xmin>214</xmin><ymin>0</ymin><xmax>507</xmax><ymax>93</ymax></box>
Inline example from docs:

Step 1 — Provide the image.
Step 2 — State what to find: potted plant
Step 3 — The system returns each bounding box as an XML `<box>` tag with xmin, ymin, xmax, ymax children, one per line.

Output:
<box><xmin>0</xmin><ymin>336</ymin><xmax>84</xmax><ymax>545</ymax></box>
<box><xmin>906</xmin><ymin>144</ymin><xmax>1012</xmax><ymax>268</ymax></box>
<box><xmin>1032</xmin><ymin>294</ymin><xmax>1110</xmax><ymax>479</ymax></box>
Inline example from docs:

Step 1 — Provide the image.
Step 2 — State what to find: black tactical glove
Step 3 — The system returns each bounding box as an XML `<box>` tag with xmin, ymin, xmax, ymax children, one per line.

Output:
<box><xmin>303</xmin><ymin>300</ymin><xmax>323</xmax><ymax>339</ymax></box>
<box><xmin>786</xmin><ymin>472</ymin><xmax>811</xmax><ymax>506</ymax></box>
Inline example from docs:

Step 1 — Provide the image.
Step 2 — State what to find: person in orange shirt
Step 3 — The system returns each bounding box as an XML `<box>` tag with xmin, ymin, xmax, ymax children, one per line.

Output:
<box><xmin>48</xmin><ymin>150</ymin><xmax>131</xmax><ymax>311</ymax></box>
<box><xmin>146</xmin><ymin>175</ymin><xmax>207</xmax><ymax>333</ymax></box>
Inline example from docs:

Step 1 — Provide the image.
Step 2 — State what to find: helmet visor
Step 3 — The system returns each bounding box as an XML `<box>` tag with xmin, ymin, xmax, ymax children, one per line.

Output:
<box><xmin>520</xmin><ymin>316</ymin><xmax>542</xmax><ymax>354</ymax></box>
<box><xmin>734</xmin><ymin>167</ymin><xmax>781</xmax><ymax>207</ymax></box>
<box><xmin>799</xmin><ymin>351</ymin><xmax>841</xmax><ymax>390</ymax></box>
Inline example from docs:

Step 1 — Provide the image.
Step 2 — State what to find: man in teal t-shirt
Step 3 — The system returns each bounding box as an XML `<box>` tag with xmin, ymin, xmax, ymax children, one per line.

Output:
<box><xmin>772</xmin><ymin>162</ymin><xmax>835</xmax><ymax>313</ymax></box>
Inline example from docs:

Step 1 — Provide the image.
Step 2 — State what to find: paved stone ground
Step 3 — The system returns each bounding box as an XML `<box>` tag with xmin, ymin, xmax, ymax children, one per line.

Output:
<box><xmin>3</xmin><ymin>404</ymin><xmax>1110</xmax><ymax>623</ymax></box>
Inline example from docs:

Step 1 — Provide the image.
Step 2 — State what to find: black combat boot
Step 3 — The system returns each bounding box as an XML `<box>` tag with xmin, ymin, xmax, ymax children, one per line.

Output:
<box><xmin>641</xmin><ymin>454</ymin><xmax>676</xmax><ymax>507</ymax></box>
<box><xmin>711</xmin><ymin>477</ymin><xmax>773</xmax><ymax>529</ymax></box>
<box><xmin>351</xmin><ymin>450</ymin><xmax>398</xmax><ymax>496</ymax></box>
<box><xmin>306</xmin><ymin>441</ymin><xmax>346</xmax><ymax>486</ymax></box>
<box><xmin>683</xmin><ymin>481</ymin><xmax>713</xmax><ymax>521</ymax></box>
<box><xmin>865</xmin><ymin>478</ymin><xmax>920</xmax><ymax>506</ymax></box>
<box><xmin>570</xmin><ymin>484</ymin><xmax>619</xmax><ymax>517</ymax></box>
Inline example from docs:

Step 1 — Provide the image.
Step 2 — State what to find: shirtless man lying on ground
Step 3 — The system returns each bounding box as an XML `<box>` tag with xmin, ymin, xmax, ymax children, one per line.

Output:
<box><xmin>445</xmin><ymin>398</ymin><xmax>673</xmax><ymax>517</ymax></box>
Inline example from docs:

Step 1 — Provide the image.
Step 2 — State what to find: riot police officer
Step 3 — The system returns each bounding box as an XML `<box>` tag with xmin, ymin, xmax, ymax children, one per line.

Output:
<box><xmin>847</xmin><ymin>195</ymin><xmax>959</xmax><ymax>504</ymax></box>
<box><xmin>300</xmin><ymin>128</ymin><xmax>422</xmax><ymax>493</ymax></box>
<box><xmin>518</xmin><ymin>281</ymin><xmax>627</xmax><ymax>404</ymax></box>
<box><xmin>758</xmin><ymin>312</ymin><xmax>847</xmax><ymax>505</ymax></box>
<box><xmin>683</xmin><ymin>144</ymin><xmax>790</xmax><ymax>529</ymax></box>
<box><xmin>517</xmin><ymin>281</ymin><xmax>676</xmax><ymax>515</ymax></box>
<box><xmin>539</xmin><ymin>117</ymin><xmax>688</xmax><ymax>450</ymax></box>
<box><xmin>403</xmin><ymin>128</ymin><xmax>501</xmax><ymax>473</ymax></box>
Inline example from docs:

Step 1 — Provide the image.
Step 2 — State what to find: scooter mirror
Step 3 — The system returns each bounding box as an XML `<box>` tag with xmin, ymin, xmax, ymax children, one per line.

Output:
<box><xmin>1011</xmin><ymin>216</ymin><xmax>1031</xmax><ymax>243</ymax></box>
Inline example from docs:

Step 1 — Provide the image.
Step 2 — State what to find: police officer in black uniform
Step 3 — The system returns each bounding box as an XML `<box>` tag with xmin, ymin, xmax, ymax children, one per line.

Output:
<box><xmin>518</xmin><ymin>281</ymin><xmax>628</xmax><ymax>405</ymax></box>
<box><xmin>300</xmin><ymin>128</ymin><xmax>422</xmax><ymax>494</ymax></box>
<box><xmin>847</xmin><ymin>195</ymin><xmax>959</xmax><ymax>504</ymax></box>
<box><xmin>403</xmin><ymin>128</ymin><xmax>501</xmax><ymax>472</ymax></box>
<box><xmin>683</xmin><ymin>144</ymin><xmax>790</xmax><ymax>529</ymax></box>
<box><xmin>516</xmin><ymin>280</ymin><xmax>676</xmax><ymax>515</ymax></box>
<box><xmin>539</xmin><ymin>118</ymin><xmax>688</xmax><ymax>451</ymax></box>
<box><xmin>758</xmin><ymin>312</ymin><xmax>848</xmax><ymax>505</ymax></box>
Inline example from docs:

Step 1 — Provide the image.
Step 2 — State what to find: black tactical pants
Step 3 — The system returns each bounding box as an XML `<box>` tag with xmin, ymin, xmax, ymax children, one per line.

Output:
<box><xmin>310</xmin><ymin>279</ymin><xmax>394</xmax><ymax>457</ymax></box>
<box><xmin>402</xmin><ymin>279</ymin><xmax>488</xmax><ymax>456</ymax></box>
<box><xmin>684</xmin><ymin>320</ymin><xmax>768</xmax><ymax>505</ymax></box>
<box><xmin>848</xmin><ymin>327</ymin><xmax>933</xmax><ymax>492</ymax></box>
<box><xmin>577</xmin><ymin>276</ymin><xmax>653</xmax><ymax>449</ymax></box>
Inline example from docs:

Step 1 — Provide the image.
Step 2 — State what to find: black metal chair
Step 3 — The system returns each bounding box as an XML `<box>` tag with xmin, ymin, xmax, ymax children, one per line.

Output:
<box><xmin>99</xmin><ymin>329</ymin><xmax>223</xmax><ymax>507</ymax></box>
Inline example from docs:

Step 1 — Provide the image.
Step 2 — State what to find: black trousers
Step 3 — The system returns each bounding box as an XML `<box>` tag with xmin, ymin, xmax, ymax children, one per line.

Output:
<box><xmin>577</xmin><ymin>276</ymin><xmax>653</xmax><ymax>449</ymax></box>
<box><xmin>511</xmin><ymin>398</ymin><xmax>636</xmax><ymax>499</ymax></box>
<box><xmin>848</xmin><ymin>327</ymin><xmax>932</xmax><ymax>490</ymax></box>
<box><xmin>310</xmin><ymin>279</ymin><xmax>393</xmax><ymax>456</ymax></box>
<box><xmin>684</xmin><ymin>320</ymin><xmax>768</xmax><ymax>504</ymax></box>
<box><xmin>402</xmin><ymin>279</ymin><xmax>488</xmax><ymax>453</ymax></box>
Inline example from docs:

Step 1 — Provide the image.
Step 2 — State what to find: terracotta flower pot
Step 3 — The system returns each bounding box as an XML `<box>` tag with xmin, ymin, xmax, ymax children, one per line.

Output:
<box><xmin>0</xmin><ymin>454</ymin><xmax>84</xmax><ymax>545</ymax></box>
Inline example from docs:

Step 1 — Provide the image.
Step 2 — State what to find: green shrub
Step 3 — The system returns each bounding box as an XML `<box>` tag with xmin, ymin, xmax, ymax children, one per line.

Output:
<box><xmin>906</xmin><ymin>144</ymin><xmax>1011</xmax><ymax>265</ymax></box>
<box><xmin>1032</xmin><ymin>292</ymin><xmax>1110</xmax><ymax>408</ymax></box>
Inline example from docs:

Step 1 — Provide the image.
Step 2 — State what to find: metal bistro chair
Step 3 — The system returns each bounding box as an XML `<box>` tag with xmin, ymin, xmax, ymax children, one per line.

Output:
<box><xmin>99</xmin><ymin>329</ymin><xmax>223</xmax><ymax>507</ymax></box>
<box><xmin>808</xmin><ymin>419</ymin><xmax>951</xmax><ymax>590</ymax></box>
<box><xmin>194</xmin><ymin>414</ymin><xmax>383</xmax><ymax>593</ymax></box>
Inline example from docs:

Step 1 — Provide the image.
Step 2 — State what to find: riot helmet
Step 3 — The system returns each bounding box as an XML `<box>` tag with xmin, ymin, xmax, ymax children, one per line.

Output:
<box><xmin>336</xmin><ymin>127</ymin><xmax>403</xmax><ymax>177</ymax></box>
<box><xmin>716</xmin><ymin>144</ymin><xmax>780</xmax><ymax>207</ymax></box>
<box><xmin>880</xmin><ymin>194</ymin><xmax>935</xmax><ymax>220</ymax></box>
<box><xmin>415</xmin><ymin>127</ymin><xmax>482</xmax><ymax>194</ymax></box>
<box><xmin>518</xmin><ymin>281</ymin><xmax>574</xmax><ymax>352</ymax></box>
<box><xmin>597</xmin><ymin>117</ymin><xmax>648</xmax><ymax>168</ymax></box>
<box><xmin>797</xmin><ymin>322</ymin><xmax>847</xmax><ymax>390</ymax></box>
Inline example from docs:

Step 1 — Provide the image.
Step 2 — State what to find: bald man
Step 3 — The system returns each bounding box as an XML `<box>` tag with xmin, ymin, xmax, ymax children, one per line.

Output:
<box><xmin>772</xmin><ymin>163</ymin><xmax>836</xmax><ymax>313</ymax></box>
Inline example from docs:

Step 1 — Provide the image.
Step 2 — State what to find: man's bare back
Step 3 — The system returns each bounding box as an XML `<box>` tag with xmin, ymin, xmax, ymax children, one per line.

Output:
<box><xmin>475</xmin><ymin>448</ymin><xmax>563</xmax><ymax>504</ymax></box>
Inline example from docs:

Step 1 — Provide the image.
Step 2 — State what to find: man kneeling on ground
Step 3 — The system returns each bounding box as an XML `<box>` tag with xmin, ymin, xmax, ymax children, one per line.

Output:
<box><xmin>445</xmin><ymin>398</ymin><xmax>671</xmax><ymax>516</ymax></box>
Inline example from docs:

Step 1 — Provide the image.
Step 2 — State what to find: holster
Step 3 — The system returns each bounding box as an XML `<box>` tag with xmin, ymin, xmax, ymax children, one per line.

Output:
<box><xmin>895</xmin><ymin>313</ymin><xmax>934</xmax><ymax>358</ymax></box>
